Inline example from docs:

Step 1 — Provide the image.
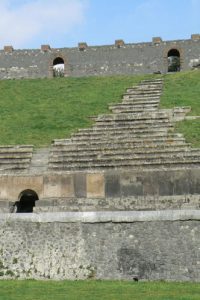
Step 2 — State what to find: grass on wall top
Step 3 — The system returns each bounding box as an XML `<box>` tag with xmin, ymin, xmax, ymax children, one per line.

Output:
<box><xmin>0</xmin><ymin>70</ymin><xmax>199</xmax><ymax>147</ymax></box>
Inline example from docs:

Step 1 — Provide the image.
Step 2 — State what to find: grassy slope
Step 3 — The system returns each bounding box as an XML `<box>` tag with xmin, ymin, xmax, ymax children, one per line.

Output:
<box><xmin>0</xmin><ymin>281</ymin><xmax>200</xmax><ymax>300</ymax></box>
<box><xmin>161</xmin><ymin>70</ymin><xmax>200</xmax><ymax>147</ymax></box>
<box><xmin>0</xmin><ymin>71</ymin><xmax>199</xmax><ymax>147</ymax></box>
<box><xmin>0</xmin><ymin>75</ymin><xmax>150</xmax><ymax>147</ymax></box>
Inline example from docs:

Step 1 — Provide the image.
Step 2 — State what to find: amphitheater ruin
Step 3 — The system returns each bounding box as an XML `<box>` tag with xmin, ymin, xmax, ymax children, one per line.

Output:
<box><xmin>0</xmin><ymin>35</ymin><xmax>199</xmax><ymax>281</ymax></box>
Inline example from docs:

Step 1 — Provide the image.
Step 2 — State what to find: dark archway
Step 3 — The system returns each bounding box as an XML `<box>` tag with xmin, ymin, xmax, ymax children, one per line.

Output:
<box><xmin>15</xmin><ymin>190</ymin><xmax>39</xmax><ymax>213</ymax></box>
<box><xmin>53</xmin><ymin>57</ymin><xmax>65</xmax><ymax>77</ymax></box>
<box><xmin>168</xmin><ymin>49</ymin><xmax>180</xmax><ymax>72</ymax></box>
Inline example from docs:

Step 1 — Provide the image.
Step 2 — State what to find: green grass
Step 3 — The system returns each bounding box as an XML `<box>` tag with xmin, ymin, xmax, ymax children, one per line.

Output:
<box><xmin>161</xmin><ymin>70</ymin><xmax>200</xmax><ymax>147</ymax></box>
<box><xmin>0</xmin><ymin>71</ymin><xmax>199</xmax><ymax>147</ymax></box>
<box><xmin>0</xmin><ymin>280</ymin><xmax>199</xmax><ymax>300</ymax></box>
<box><xmin>0</xmin><ymin>75</ymin><xmax>150</xmax><ymax>147</ymax></box>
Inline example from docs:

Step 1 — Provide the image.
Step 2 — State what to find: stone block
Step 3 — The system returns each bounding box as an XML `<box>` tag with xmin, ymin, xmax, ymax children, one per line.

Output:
<box><xmin>143</xmin><ymin>172</ymin><xmax>159</xmax><ymax>196</ymax></box>
<box><xmin>74</xmin><ymin>173</ymin><xmax>86</xmax><ymax>198</ymax></box>
<box><xmin>87</xmin><ymin>173</ymin><xmax>105</xmax><ymax>198</ymax></box>
<box><xmin>105</xmin><ymin>174</ymin><xmax>120</xmax><ymax>197</ymax></box>
<box><xmin>188</xmin><ymin>169</ymin><xmax>200</xmax><ymax>194</ymax></box>
<box><xmin>4</xmin><ymin>46</ymin><xmax>14</xmax><ymax>53</ymax></box>
<box><xmin>115</xmin><ymin>40</ymin><xmax>125</xmax><ymax>48</ymax></box>
<box><xmin>120</xmin><ymin>173</ymin><xmax>143</xmax><ymax>197</ymax></box>
<box><xmin>173</xmin><ymin>170</ymin><xmax>190</xmax><ymax>195</ymax></box>
<box><xmin>152</xmin><ymin>37</ymin><xmax>162</xmax><ymax>44</ymax></box>
<box><xmin>158</xmin><ymin>172</ymin><xmax>174</xmax><ymax>196</ymax></box>
<box><xmin>41</xmin><ymin>45</ymin><xmax>51</xmax><ymax>52</ymax></box>
<box><xmin>43</xmin><ymin>175</ymin><xmax>74</xmax><ymax>198</ymax></box>
<box><xmin>191</xmin><ymin>34</ymin><xmax>200</xmax><ymax>41</ymax></box>
<box><xmin>78</xmin><ymin>42</ymin><xmax>88</xmax><ymax>51</ymax></box>
<box><xmin>0</xmin><ymin>175</ymin><xmax>43</xmax><ymax>201</ymax></box>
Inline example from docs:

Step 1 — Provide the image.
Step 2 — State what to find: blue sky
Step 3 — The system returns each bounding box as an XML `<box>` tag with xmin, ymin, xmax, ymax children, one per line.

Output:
<box><xmin>0</xmin><ymin>0</ymin><xmax>200</xmax><ymax>49</ymax></box>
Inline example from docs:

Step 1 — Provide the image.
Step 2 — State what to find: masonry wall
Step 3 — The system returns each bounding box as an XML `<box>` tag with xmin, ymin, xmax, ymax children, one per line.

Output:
<box><xmin>0</xmin><ymin>211</ymin><xmax>199</xmax><ymax>281</ymax></box>
<box><xmin>0</xmin><ymin>168</ymin><xmax>200</xmax><ymax>212</ymax></box>
<box><xmin>0</xmin><ymin>38</ymin><xmax>200</xmax><ymax>79</ymax></box>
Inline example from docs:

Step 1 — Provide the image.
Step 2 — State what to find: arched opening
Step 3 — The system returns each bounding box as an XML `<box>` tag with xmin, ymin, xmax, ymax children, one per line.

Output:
<box><xmin>53</xmin><ymin>57</ymin><xmax>65</xmax><ymax>77</ymax></box>
<box><xmin>15</xmin><ymin>190</ymin><xmax>39</xmax><ymax>213</ymax></box>
<box><xmin>168</xmin><ymin>49</ymin><xmax>180</xmax><ymax>72</ymax></box>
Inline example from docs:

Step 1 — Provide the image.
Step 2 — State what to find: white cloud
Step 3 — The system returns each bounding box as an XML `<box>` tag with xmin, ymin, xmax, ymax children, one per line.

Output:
<box><xmin>0</xmin><ymin>0</ymin><xmax>89</xmax><ymax>48</ymax></box>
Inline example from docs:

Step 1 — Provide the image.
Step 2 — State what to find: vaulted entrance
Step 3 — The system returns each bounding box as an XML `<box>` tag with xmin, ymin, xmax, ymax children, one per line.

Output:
<box><xmin>168</xmin><ymin>49</ymin><xmax>180</xmax><ymax>72</ymax></box>
<box><xmin>15</xmin><ymin>190</ymin><xmax>39</xmax><ymax>213</ymax></box>
<box><xmin>53</xmin><ymin>57</ymin><xmax>65</xmax><ymax>77</ymax></box>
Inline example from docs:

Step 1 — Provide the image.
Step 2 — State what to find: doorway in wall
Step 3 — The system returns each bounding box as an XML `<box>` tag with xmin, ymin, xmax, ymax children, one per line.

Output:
<box><xmin>15</xmin><ymin>189</ymin><xmax>39</xmax><ymax>213</ymax></box>
<box><xmin>53</xmin><ymin>57</ymin><xmax>65</xmax><ymax>77</ymax></box>
<box><xmin>168</xmin><ymin>49</ymin><xmax>180</xmax><ymax>72</ymax></box>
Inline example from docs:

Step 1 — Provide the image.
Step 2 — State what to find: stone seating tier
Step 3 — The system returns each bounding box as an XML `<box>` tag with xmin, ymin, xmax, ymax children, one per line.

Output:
<box><xmin>0</xmin><ymin>145</ymin><xmax>33</xmax><ymax>172</ymax></box>
<box><xmin>48</xmin><ymin>79</ymin><xmax>200</xmax><ymax>171</ymax></box>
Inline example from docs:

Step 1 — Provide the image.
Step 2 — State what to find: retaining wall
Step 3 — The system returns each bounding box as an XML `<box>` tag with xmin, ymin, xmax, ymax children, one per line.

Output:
<box><xmin>0</xmin><ymin>210</ymin><xmax>199</xmax><ymax>281</ymax></box>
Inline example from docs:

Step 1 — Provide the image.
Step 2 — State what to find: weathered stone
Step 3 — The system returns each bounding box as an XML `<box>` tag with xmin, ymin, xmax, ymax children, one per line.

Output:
<box><xmin>86</xmin><ymin>173</ymin><xmax>105</xmax><ymax>198</ymax></box>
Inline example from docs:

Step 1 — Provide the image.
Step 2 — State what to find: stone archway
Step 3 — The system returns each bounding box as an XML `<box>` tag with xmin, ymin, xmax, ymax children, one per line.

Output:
<box><xmin>15</xmin><ymin>189</ymin><xmax>39</xmax><ymax>213</ymax></box>
<box><xmin>167</xmin><ymin>49</ymin><xmax>181</xmax><ymax>72</ymax></box>
<box><xmin>53</xmin><ymin>57</ymin><xmax>65</xmax><ymax>77</ymax></box>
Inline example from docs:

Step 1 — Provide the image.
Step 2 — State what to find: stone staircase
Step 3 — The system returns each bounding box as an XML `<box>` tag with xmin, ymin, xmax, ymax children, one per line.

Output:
<box><xmin>29</xmin><ymin>147</ymin><xmax>50</xmax><ymax>173</ymax></box>
<box><xmin>0</xmin><ymin>145</ymin><xmax>33</xmax><ymax>172</ymax></box>
<box><xmin>48</xmin><ymin>79</ymin><xmax>200</xmax><ymax>171</ymax></box>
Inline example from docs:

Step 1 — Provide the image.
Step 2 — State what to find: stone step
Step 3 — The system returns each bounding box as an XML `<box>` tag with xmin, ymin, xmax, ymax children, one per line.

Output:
<box><xmin>94</xmin><ymin>117</ymin><xmax>170</xmax><ymax>124</ymax></box>
<box><xmin>138</xmin><ymin>83</ymin><xmax>163</xmax><ymax>88</ymax></box>
<box><xmin>51</xmin><ymin>139</ymin><xmax>188</xmax><ymax>152</ymax></box>
<box><xmin>125</xmin><ymin>90</ymin><xmax>162</xmax><ymax>95</ymax></box>
<box><xmin>77</xmin><ymin>123</ymin><xmax>173</xmax><ymax>132</ymax></box>
<box><xmin>52</xmin><ymin>139</ymin><xmax>186</xmax><ymax>150</ymax></box>
<box><xmin>49</xmin><ymin>158</ymin><xmax>200</xmax><ymax>171</ymax></box>
<box><xmin>29</xmin><ymin>148</ymin><xmax>50</xmax><ymax>173</ymax></box>
<box><xmin>49</xmin><ymin>151</ymin><xmax>200</xmax><ymax>165</ymax></box>
<box><xmin>126</xmin><ymin>89</ymin><xmax>162</xmax><ymax>94</ymax></box>
<box><xmin>126</xmin><ymin>87</ymin><xmax>162</xmax><ymax>92</ymax></box>
<box><xmin>70</xmin><ymin>133</ymin><xmax>183</xmax><ymax>142</ymax></box>
<box><xmin>94</xmin><ymin>111</ymin><xmax>169</xmax><ymax>121</ymax></box>
<box><xmin>0</xmin><ymin>145</ymin><xmax>33</xmax><ymax>153</ymax></box>
<box><xmin>0</xmin><ymin>153</ymin><xmax>32</xmax><ymax>159</ymax></box>
<box><xmin>109</xmin><ymin>103</ymin><xmax>159</xmax><ymax>109</ymax></box>
<box><xmin>110</xmin><ymin>100</ymin><xmax>160</xmax><ymax>106</ymax></box>
<box><xmin>123</xmin><ymin>95</ymin><xmax>161</xmax><ymax>100</ymax></box>
<box><xmin>0</xmin><ymin>145</ymin><xmax>33</xmax><ymax>171</ymax></box>
<box><xmin>0</xmin><ymin>158</ymin><xmax>31</xmax><ymax>164</ymax></box>
<box><xmin>76</xmin><ymin>127</ymin><xmax>170</xmax><ymax>135</ymax></box>
<box><xmin>0</xmin><ymin>163</ymin><xmax>30</xmax><ymax>171</ymax></box>
<box><xmin>94</xmin><ymin>120</ymin><xmax>171</xmax><ymax>128</ymax></box>
<box><xmin>73</xmin><ymin>130</ymin><xmax>176</xmax><ymax>138</ymax></box>
<box><xmin>110</xmin><ymin>107</ymin><xmax>158</xmax><ymax>114</ymax></box>
<box><xmin>109</xmin><ymin>104</ymin><xmax>158</xmax><ymax>109</ymax></box>
<box><xmin>49</xmin><ymin>146</ymin><xmax>195</xmax><ymax>160</ymax></box>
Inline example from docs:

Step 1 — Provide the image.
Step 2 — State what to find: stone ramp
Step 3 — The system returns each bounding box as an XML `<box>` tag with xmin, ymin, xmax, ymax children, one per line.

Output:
<box><xmin>0</xmin><ymin>145</ymin><xmax>33</xmax><ymax>172</ymax></box>
<box><xmin>49</xmin><ymin>79</ymin><xmax>200</xmax><ymax>171</ymax></box>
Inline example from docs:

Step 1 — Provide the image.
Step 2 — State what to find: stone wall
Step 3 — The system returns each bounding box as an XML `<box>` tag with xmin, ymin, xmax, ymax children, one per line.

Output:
<box><xmin>0</xmin><ymin>36</ymin><xmax>200</xmax><ymax>79</ymax></box>
<box><xmin>0</xmin><ymin>168</ymin><xmax>199</xmax><ymax>212</ymax></box>
<box><xmin>0</xmin><ymin>211</ymin><xmax>199</xmax><ymax>281</ymax></box>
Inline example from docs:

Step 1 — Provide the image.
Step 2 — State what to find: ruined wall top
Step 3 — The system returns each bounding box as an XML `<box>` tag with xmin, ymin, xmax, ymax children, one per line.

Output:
<box><xmin>0</xmin><ymin>34</ymin><xmax>200</xmax><ymax>79</ymax></box>
<box><xmin>1</xmin><ymin>34</ymin><xmax>200</xmax><ymax>52</ymax></box>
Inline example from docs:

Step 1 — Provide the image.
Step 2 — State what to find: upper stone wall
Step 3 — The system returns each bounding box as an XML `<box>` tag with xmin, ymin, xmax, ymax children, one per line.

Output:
<box><xmin>0</xmin><ymin>35</ymin><xmax>200</xmax><ymax>79</ymax></box>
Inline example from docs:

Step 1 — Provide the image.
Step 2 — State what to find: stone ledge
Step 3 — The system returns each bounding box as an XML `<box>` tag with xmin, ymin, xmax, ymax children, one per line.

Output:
<box><xmin>0</xmin><ymin>210</ymin><xmax>200</xmax><ymax>223</ymax></box>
